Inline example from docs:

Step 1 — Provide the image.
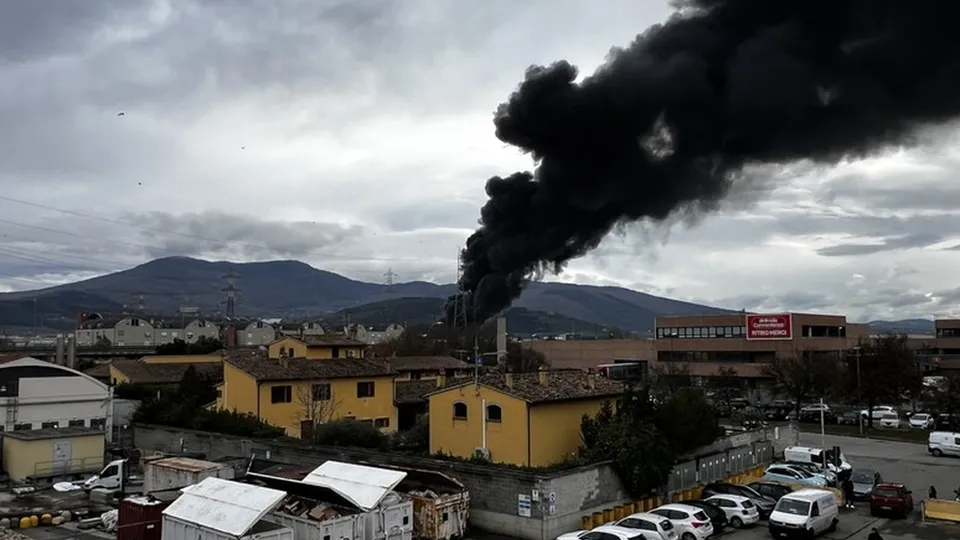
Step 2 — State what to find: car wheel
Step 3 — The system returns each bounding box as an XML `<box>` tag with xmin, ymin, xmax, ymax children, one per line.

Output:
<box><xmin>933</xmin><ymin>449</ymin><xmax>944</xmax><ymax>457</ymax></box>
<box><xmin>681</xmin><ymin>533</ymin><xmax>696</xmax><ymax>540</ymax></box>
<box><xmin>730</xmin><ymin>516</ymin><xmax>743</xmax><ymax>528</ymax></box>
<box><xmin>829</xmin><ymin>518</ymin><xmax>838</xmax><ymax>532</ymax></box>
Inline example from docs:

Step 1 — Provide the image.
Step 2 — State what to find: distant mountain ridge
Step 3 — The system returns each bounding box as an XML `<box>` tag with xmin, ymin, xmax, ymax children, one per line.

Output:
<box><xmin>0</xmin><ymin>256</ymin><xmax>736</xmax><ymax>333</ymax></box>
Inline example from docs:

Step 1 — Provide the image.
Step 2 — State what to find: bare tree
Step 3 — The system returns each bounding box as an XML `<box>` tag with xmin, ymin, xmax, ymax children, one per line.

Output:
<box><xmin>762</xmin><ymin>347</ymin><xmax>837</xmax><ymax>418</ymax></box>
<box><xmin>296</xmin><ymin>382</ymin><xmax>342</xmax><ymax>441</ymax></box>
<box><xmin>650</xmin><ymin>362</ymin><xmax>692</xmax><ymax>400</ymax></box>
<box><xmin>838</xmin><ymin>334</ymin><xmax>919</xmax><ymax>428</ymax></box>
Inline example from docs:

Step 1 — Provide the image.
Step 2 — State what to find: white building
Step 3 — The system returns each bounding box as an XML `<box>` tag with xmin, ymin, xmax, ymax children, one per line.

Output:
<box><xmin>0</xmin><ymin>356</ymin><xmax>113</xmax><ymax>437</ymax></box>
<box><xmin>75</xmin><ymin>315</ymin><xmax>220</xmax><ymax>347</ymax></box>
<box><xmin>344</xmin><ymin>323</ymin><xmax>404</xmax><ymax>345</ymax></box>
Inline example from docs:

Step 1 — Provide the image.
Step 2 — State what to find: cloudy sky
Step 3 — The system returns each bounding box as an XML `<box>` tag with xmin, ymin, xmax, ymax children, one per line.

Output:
<box><xmin>1</xmin><ymin>0</ymin><xmax>959</xmax><ymax>322</ymax></box>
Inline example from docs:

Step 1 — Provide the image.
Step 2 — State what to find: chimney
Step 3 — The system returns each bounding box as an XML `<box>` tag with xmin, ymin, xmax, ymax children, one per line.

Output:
<box><xmin>505</xmin><ymin>372</ymin><xmax>514</xmax><ymax>389</ymax></box>
<box><xmin>496</xmin><ymin>316</ymin><xmax>507</xmax><ymax>366</ymax></box>
<box><xmin>537</xmin><ymin>366</ymin><xmax>548</xmax><ymax>386</ymax></box>
<box><xmin>436</xmin><ymin>374</ymin><xmax>447</xmax><ymax>388</ymax></box>
<box><xmin>278</xmin><ymin>349</ymin><xmax>289</xmax><ymax>369</ymax></box>
<box><xmin>66</xmin><ymin>335</ymin><xmax>76</xmax><ymax>369</ymax></box>
<box><xmin>55</xmin><ymin>334</ymin><xmax>65</xmax><ymax>366</ymax></box>
<box><xmin>587</xmin><ymin>373</ymin><xmax>597</xmax><ymax>390</ymax></box>
<box><xmin>384</xmin><ymin>358</ymin><xmax>392</xmax><ymax>373</ymax></box>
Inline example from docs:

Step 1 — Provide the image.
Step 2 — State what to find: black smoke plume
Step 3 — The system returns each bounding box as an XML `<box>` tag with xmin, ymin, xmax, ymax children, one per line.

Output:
<box><xmin>444</xmin><ymin>0</ymin><xmax>960</xmax><ymax>326</ymax></box>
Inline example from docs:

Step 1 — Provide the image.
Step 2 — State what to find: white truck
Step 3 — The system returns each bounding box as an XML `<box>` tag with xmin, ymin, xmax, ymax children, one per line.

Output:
<box><xmin>84</xmin><ymin>456</ymin><xmax>234</xmax><ymax>494</ymax></box>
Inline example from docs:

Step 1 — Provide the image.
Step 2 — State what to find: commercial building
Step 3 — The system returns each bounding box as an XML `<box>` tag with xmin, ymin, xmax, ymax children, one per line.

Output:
<box><xmin>426</xmin><ymin>370</ymin><xmax>623</xmax><ymax>467</ymax></box>
<box><xmin>221</xmin><ymin>350</ymin><xmax>397</xmax><ymax>437</ymax></box>
<box><xmin>2</xmin><ymin>426</ymin><xmax>105</xmax><ymax>482</ymax></box>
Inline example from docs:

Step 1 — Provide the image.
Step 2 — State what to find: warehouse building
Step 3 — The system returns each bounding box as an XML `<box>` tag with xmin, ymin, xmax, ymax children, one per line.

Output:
<box><xmin>2</xmin><ymin>426</ymin><xmax>105</xmax><ymax>482</ymax></box>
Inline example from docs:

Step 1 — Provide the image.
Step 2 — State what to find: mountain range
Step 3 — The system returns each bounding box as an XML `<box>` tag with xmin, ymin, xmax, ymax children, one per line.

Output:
<box><xmin>0</xmin><ymin>256</ymin><xmax>937</xmax><ymax>336</ymax></box>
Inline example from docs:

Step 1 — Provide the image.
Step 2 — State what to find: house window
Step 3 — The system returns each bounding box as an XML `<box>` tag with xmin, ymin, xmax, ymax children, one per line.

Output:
<box><xmin>131</xmin><ymin>319</ymin><xmax>140</xmax><ymax>326</ymax></box>
<box><xmin>288</xmin><ymin>347</ymin><xmax>295</xmax><ymax>358</ymax></box>
<box><xmin>13</xmin><ymin>423</ymin><xmax>31</xmax><ymax>431</ymax></box>
<box><xmin>331</xmin><ymin>346</ymin><xmax>340</xmax><ymax>358</ymax></box>
<box><xmin>117</xmin><ymin>330</ymin><xmax>124</xmax><ymax>337</ymax></box>
<box><xmin>486</xmin><ymin>404</ymin><xmax>502</xmax><ymax>423</ymax></box>
<box><xmin>374</xmin><ymin>418</ymin><xmax>390</xmax><ymax>429</ymax></box>
<box><xmin>271</xmin><ymin>385</ymin><xmax>292</xmax><ymax>404</ymax></box>
<box><xmin>312</xmin><ymin>383</ymin><xmax>331</xmax><ymax>401</ymax></box>
<box><xmin>357</xmin><ymin>382</ymin><xmax>375</xmax><ymax>398</ymax></box>
<box><xmin>347</xmin><ymin>349</ymin><xmax>356</xmax><ymax>358</ymax></box>
<box><xmin>453</xmin><ymin>402</ymin><xmax>468</xmax><ymax>420</ymax></box>
<box><xmin>90</xmin><ymin>418</ymin><xmax>106</xmax><ymax>430</ymax></box>
<box><xmin>360</xmin><ymin>419</ymin><xmax>374</xmax><ymax>425</ymax></box>
<box><xmin>68</xmin><ymin>419</ymin><xmax>85</xmax><ymax>427</ymax></box>
<box><xmin>256</xmin><ymin>321</ymin><xmax>264</xmax><ymax>329</ymax></box>
<box><xmin>41</xmin><ymin>421</ymin><xmax>59</xmax><ymax>429</ymax></box>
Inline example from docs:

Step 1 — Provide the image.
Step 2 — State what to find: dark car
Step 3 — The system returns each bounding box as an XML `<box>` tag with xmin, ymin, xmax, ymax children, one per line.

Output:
<box><xmin>681</xmin><ymin>499</ymin><xmax>728</xmax><ymax>533</ymax></box>
<box><xmin>836</xmin><ymin>411</ymin><xmax>860</xmax><ymax>426</ymax></box>
<box><xmin>700</xmin><ymin>482</ymin><xmax>776</xmax><ymax>519</ymax></box>
<box><xmin>748</xmin><ymin>481</ymin><xmax>794</xmax><ymax>502</ymax></box>
<box><xmin>851</xmin><ymin>469</ymin><xmax>882</xmax><ymax>501</ymax></box>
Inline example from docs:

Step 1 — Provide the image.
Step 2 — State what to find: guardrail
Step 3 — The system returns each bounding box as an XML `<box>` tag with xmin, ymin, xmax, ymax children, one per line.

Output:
<box><xmin>31</xmin><ymin>457</ymin><xmax>103</xmax><ymax>479</ymax></box>
<box><xmin>922</xmin><ymin>499</ymin><xmax>960</xmax><ymax>523</ymax></box>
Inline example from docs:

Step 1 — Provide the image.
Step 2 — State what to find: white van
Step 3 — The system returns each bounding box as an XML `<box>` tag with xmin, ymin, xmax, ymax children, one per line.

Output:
<box><xmin>928</xmin><ymin>431</ymin><xmax>960</xmax><ymax>457</ymax></box>
<box><xmin>768</xmin><ymin>489</ymin><xmax>839</xmax><ymax>539</ymax></box>
<box><xmin>783</xmin><ymin>446</ymin><xmax>852</xmax><ymax>474</ymax></box>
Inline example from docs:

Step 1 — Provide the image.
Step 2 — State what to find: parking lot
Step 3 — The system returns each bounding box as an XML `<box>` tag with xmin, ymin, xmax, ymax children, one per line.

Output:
<box><xmin>708</xmin><ymin>432</ymin><xmax>960</xmax><ymax>540</ymax></box>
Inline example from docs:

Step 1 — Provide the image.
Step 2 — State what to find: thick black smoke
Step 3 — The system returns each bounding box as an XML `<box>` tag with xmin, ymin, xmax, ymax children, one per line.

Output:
<box><xmin>443</xmin><ymin>0</ymin><xmax>960</xmax><ymax>326</ymax></box>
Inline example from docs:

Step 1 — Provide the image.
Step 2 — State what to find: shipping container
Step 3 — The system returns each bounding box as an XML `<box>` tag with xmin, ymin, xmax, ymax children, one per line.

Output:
<box><xmin>118</xmin><ymin>496</ymin><xmax>171</xmax><ymax>540</ymax></box>
<box><xmin>161</xmin><ymin>477</ymin><xmax>289</xmax><ymax>540</ymax></box>
<box><xmin>267</xmin><ymin>503</ymin><xmax>366</xmax><ymax>540</ymax></box>
<box><xmin>366</xmin><ymin>492</ymin><xmax>414</xmax><ymax>540</ymax></box>
<box><xmin>144</xmin><ymin>456</ymin><xmax>234</xmax><ymax>493</ymax></box>
<box><xmin>396</xmin><ymin>469</ymin><xmax>470</xmax><ymax>540</ymax></box>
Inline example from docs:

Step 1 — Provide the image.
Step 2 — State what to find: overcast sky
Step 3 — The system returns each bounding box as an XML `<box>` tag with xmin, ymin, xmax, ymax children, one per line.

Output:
<box><xmin>1</xmin><ymin>0</ymin><xmax>959</xmax><ymax>323</ymax></box>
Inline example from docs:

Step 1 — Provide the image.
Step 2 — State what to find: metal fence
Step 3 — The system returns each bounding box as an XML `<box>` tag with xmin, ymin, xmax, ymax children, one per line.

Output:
<box><xmin>666</xmin><ymin>438</ymin><xmax>774</xmax><ymax>495</ymax></box>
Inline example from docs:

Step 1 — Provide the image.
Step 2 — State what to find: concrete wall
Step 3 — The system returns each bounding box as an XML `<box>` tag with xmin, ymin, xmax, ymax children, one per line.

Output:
<box><xmin>131</xmin><ymin>423</ymin><xmax>795</xmax><ymax>540</ymax></box>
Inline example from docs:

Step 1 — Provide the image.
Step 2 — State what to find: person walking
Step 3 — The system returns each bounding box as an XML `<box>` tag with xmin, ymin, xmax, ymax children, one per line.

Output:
<box><xmin>867</xmin><ymin>527</ymin><xmax>884</xmax><ymax>540</ymax></box>
<box><xmin>842</xmin><ymin>476</ymin><xmax>855</xmax><ymax>509</ymax></box>
<box><xmin>929</xmin><ymin>485</ymin><xmax>938</xmax><ymax>499</ymax></box>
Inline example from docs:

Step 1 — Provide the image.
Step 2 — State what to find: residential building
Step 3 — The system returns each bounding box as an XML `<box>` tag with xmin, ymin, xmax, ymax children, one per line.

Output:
<box><xmin>108</xmin><ymin>359</ymin><xmax>223</xmax><ymax>387</ymax></box>
<box><xmin>0</xmin><ymin>356</ymin><xmax>113</xmax><ymax>434</ymax></box>
<box><xmin>344</xmin><ymin>323</ymin><xmax>405</xmax><ymax>345</ymax></box>
<box><xmin>267</xmin><ymin>335</ymin><xmax>366</xmax><ymax>360</ymax></box>
<box><xmin>221</xmin><ymin>350</ymin><xmax>397</xmax><ymax>437</ymax></box>
<box><xmin>223</xmin><ymin>320</ymin><xmax>278</xmax><ymax>347</ymax></box>
<box><xmin>384</xmin><ymin>356</ymin><xmax>472</xmax><ymax>430</ymax></box>
<box><xmin>654</xmin><ymin>313</ymin><xmax>869</xmax><ymax>390</ymax></box>
<box><xmin>426</xmin><ymin>370</ymin><xmax>624</xmax><ymax>467</ymax></box>
<box><xmin>142</xmin><ymin>354</ymin><xmax>222</xmax><ymax>365</ymax></box>
<box><xmin>75</xmin><ymin>316</ymin><xmax>219</xmax><ymax>347</ymax></box>
<box><xmin>278</xmin><ymin>321</ymin><xmax>326</xmax><ymax>337</ymax></box>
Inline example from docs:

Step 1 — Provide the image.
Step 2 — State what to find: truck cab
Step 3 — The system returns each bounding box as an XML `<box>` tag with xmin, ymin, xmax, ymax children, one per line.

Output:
<box><xmin>84</xmin><ymin>459</ymin><xmax>129</xmax><ymax>491</ymax></box>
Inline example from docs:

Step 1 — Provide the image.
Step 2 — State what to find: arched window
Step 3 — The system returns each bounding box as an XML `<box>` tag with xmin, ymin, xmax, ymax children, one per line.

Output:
<box><xmin>486</xmin><ymin>404</ymin><xmax>502</xmax><ymax>423</ymax></box>
<box><xmin>453</xmin><ymin>402</ymin><xmax>468</xmax><ymax>420</ymax></box>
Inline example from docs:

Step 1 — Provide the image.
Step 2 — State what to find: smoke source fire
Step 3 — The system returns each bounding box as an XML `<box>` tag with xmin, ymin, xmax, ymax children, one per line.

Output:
<box><xmin>443</xmin><ymin>0</ymin><xmax>960</xmax><ymax>327</ymax></box>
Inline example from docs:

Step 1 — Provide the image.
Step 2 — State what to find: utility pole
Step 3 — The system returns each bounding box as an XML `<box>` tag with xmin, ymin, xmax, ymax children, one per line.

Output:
<box><xmin>222</xmin><ymin>272</ymin><xmax>239</xmax><ymax>319</ymax></box>
<box><xmin>384</xmin><ymin>268</ymin><xmax>396</xmax><ymax>295</ymax></box>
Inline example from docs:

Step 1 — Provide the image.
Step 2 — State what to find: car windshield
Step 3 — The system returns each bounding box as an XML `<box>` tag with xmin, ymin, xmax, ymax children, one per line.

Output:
<box><xmin>913</xmin><ymin>414</ymin><xmax>929</xmax><ymax>420</ymax></box>
<box><xmin>852</xmin><ymin>471</ymin><xmax>875</xmax><ymax>483</ymax></box>
<box><xmin>874</xmin><ymin>487</ymin><xmax>899</xmax><ymax>498</ymax></box>
<box><xmin>792</xmin><ymin>468</ymin><xmax>813</xmax><ymax>478</ymax></box>
<box><xmin>882</xmin><ymin>413</ymin><xmax>898</xmax><ymax>420</ymax></box>
<box><xmin>775</xmin><ymin>499</ymin><xmax>811</xmax><ymax>516</ymax></box>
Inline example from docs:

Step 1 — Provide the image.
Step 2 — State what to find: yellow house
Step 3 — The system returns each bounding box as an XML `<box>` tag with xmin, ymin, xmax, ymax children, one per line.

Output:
<box><xmin>386</xmin><ymin>356</ymin><xmax>472</xmax><ymax>381</ymax></box>
<box><xmin>267</xmin><ymin>335</ymin><xmax>366</xmax><ymax>360</ymax></box>
<box><xmin>143</xmin><ymin>353</ymin><xmax>222</xmax><ymax>365</ymax></box>
<box><xmin>222</xmin><ymin>350</ymin><xmax>397</xmax><ymax>438</ymax></box>
<box><xmin>108</xmin><ymin>359</ymin><xmax>223</xmax><ymax>386</ymax></box>
<box><xmin>427</xmin><ymin>370</ymin><xmax>624</xmax><ymax>467</ymax></box>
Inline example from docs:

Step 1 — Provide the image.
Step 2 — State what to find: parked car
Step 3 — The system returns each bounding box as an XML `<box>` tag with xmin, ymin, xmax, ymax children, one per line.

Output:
<box><xmin>836</xmin><ymin>411</ymin><xmax>860</xmax><ymax>426</ymax></box>
<box><xmin>702</xmin><ymin>494</ymin><xmax>760</xmax><ymax>528</ymax></box>
<box><xmin>850</xmin><ymin>469</ymin><xmax>882</xmax><ymax>501</ymax></box>
<box><xmin>676</xmin><ymin>500</ymin><xmax>727</xmax><ymax>535</ymax></box>
<box><xmin>909</xmin><ymin>413</ymin><xmax>935</xmax><ymax>429</ymax></box>
<box><xmin>860</xmin><ymin>405</ymin><xmax>897</xmax><ymax>421</ymax></box>
<box><xmin>768</xmin><ymin>489</ymin><xmax>840</xmax><ymax>538</ymax></box>
<box><xmin>762</xmin><ymin>465</ymin><xmax>829</xmax><ymax>488</ymax></box>
<box><xmin>748</xmin><ymin>481</ymin><xmax>795</xmax><ymax>502</ymax></box>
<box><xmin>612</xmin><ymin>512</ymin><xmax>679</xmax><ymax>540</ymax></box>
<box><xmin>799</xmin><ymin>404</ymin><xmax>835</xmax><ymax>423</ymax></box>
<box><xmin>557</xmin><ymin>525</ymin><xmax>653</xmax><ymax>540</ymax></box>
<box><xmin>869</xmin><ymin>483</ymin><xmax>914</xmax><ymax>518</ymax></box>
<box><xmin>878</xmin><ymin>413</ymin><xmax>901</xmax><ymax>429</ymax></box>
<box><xmin>782</xmin><ymin>461</ymin><xmax>837</xmax><ymax>486</ymax></box>
<box><xmin>699</xmin><ymin>483</ymin><xmax>776</xmax><ymax>519</ymax></box>
<box><xmin>647</xmin><ymin>504</ymin><xmax>714</xmax><ymax>540</ymax></box>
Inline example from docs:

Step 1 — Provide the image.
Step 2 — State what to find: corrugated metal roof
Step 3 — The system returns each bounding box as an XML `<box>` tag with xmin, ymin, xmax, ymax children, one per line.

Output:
<box><xmin>301</xmin><ymin>461</ymin><xmax>406</xmax><ymax>511</ymax></box>
<box><xmin>162</xmin><ymin>478</ymin><xmax>286</xmax><ymax>537</ymax></box>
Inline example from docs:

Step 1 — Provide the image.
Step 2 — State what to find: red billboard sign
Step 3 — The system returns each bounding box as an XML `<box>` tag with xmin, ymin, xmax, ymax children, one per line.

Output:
<box><xmin>745</xmin><ymin>314</ymin><xmax>793</xmax><ymax>341</ymax></box>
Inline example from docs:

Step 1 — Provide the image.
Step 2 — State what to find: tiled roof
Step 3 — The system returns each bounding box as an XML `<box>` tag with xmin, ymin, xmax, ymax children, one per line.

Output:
<box><xmin>385</xmin><ymin>356</ymin><xmax>470</xmax><ymax>371</ymax></box>
<box><xmin>225</xmin><ymin>350</ymin><xmax>393</xmax><ymax>381</ymax></box>
<box><xmin>394</xmin><ymin>380</ymin><xmax>440</xmax><ymax>405</ymax></box>
<box><xmin>112</xmin><ymin>360</ymin><xmax>223</xmax><ymax>385</ymax></box>
<box><xmin>83</xmin><ymin>362</ymin><xmax>113</xmax><ymax>378</ymax></box>
<box><xmin>296</xmin><ymin>334</ymin><xmax>366</xmax><ymax>347</ymax></box>
<box><xmin>427</xmin><ymin>371</ymin><xmax>625</xmax><ymax>404</ymax></box>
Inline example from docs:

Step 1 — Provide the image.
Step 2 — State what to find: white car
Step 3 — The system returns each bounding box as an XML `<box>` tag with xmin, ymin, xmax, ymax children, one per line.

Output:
<box><xmin>860</xmin><ymin>405</ymin><xmax>896</xmax><ymax>420</ymax></box>
<box><xmin>614</xmin><ymin>512</ymin><xmax>679</xmax><ymax>540</ymax></box>
<box><xmin>879</xmin><ymin>413</ymin><xmax>901</xmax><ymax>429</ymax></box>
<box><xmin>557</xmin><ymin>525</ymin><xmax>652</xmax><ymax>540</ymax></box>
<box><xmin>703</xmin><ymin>494</ymin><xmax>760</xmax><ymax>528</ymax></box>
<box><xmin>909</xmin><ymin>413</ymin><xmax>935</xmax><ymax>429</ymax></box>
<box><xmin>647</xmin><ymin>504</ymin><xmax>713</xmax><ymax>540</ymax></box>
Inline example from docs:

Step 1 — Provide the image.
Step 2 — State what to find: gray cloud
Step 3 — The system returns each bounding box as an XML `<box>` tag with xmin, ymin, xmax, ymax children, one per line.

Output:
<box><xmin>815</xmin><ymin>233</ymin><xmax>944</xmax><ymax>257</ymax></box>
